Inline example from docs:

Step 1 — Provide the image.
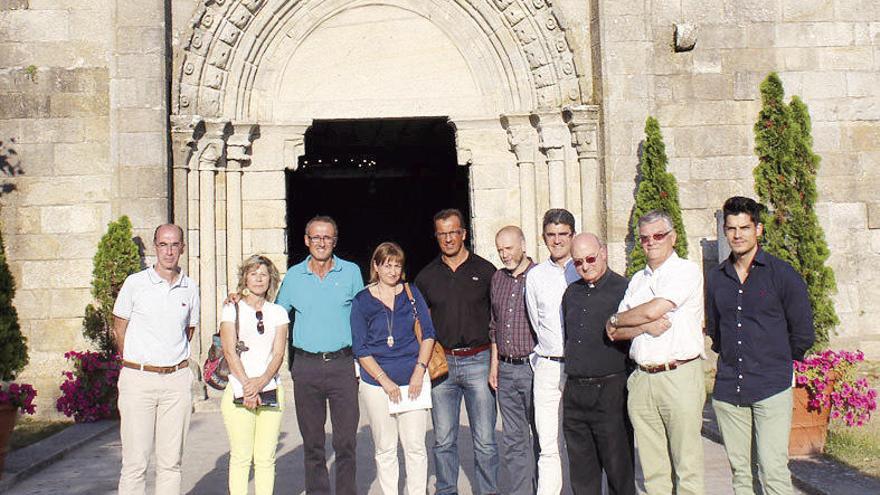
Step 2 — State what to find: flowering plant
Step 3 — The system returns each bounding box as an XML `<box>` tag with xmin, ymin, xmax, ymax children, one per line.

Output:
<box><xmin>794</xmin><ymin>349</ymin><xmax>878</xmax><ymax>427</ymax></box>
<box><xmin>56</xmin><ymin>351</ymin><xmax>121</xmax><ymax>423</ymax></box>
<box><xmin>0</xmin><ymin>382</ymin><xmax>37</xmax><ymax>415</ymax></box>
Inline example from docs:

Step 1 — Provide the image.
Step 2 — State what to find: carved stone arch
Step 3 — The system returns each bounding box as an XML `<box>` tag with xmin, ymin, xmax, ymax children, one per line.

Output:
<box><xmin>175</xmin><ymin>0</ymin><xmax>583</xmax><ymax>119</ymax></box>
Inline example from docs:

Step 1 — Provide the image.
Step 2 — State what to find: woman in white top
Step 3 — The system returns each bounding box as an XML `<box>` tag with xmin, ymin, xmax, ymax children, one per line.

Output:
<box><xmin>220</xmin><ymin>254</ymin><xmax>289</xmax><ymax>495</ymax></box>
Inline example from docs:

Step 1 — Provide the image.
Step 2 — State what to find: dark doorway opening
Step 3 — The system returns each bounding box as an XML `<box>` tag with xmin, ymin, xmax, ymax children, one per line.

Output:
<box><xmin>286</xmin><ymin>118</ymin><xmax>471</xmax><ymax>279</ymax></box>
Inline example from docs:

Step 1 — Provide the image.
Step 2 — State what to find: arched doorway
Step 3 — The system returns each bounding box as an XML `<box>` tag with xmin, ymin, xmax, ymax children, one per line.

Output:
<box><xmin>171</xmin><ymin>0</ymin><xmax>601</xmax><ymax>361</ymax></box>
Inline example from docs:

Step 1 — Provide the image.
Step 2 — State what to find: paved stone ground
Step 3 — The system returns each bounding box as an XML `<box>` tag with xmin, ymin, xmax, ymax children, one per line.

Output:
<box><xmin>6</xmin><ymin>396</ymin><xmax>801</xmax><ymax>495</ymax></box>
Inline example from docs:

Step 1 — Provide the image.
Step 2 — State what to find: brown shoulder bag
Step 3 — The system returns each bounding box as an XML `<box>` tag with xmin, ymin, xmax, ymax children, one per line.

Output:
<box><xmin>403</xmin><ymin>283</ymin><xmax>448</xmax><ymax>380</ymax></box>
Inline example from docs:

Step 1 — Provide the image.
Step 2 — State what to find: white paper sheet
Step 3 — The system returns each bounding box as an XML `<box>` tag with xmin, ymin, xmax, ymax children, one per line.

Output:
<box><xmin>387</xmin><ymin>373</ymin><xmax>432</xmax><ymax>414</ymax></box>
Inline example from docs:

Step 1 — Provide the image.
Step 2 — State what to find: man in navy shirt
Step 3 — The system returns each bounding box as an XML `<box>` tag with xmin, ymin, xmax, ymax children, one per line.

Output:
<box><xmin>707</xmin><ymin>196</ymin><xmax>814</xmax><ymax>495</ymax></box>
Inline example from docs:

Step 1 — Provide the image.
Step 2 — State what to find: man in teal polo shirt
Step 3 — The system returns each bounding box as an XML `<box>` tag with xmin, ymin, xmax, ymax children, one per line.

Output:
<box><xmin>275</xmin><ymin>215</ymin><xmax>364</xmax><ymax>495</ymax></box>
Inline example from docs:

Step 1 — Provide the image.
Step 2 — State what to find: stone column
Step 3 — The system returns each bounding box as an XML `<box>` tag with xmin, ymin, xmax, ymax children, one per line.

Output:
<box><xmin>532</xmin><ymin>112</ymin><xmax>568</xmax><ymax>210</ymax></box>
<box><xmin>194</xmin><ymin>121</ymin><xmax>228</xmax><ymax>366</ymax></box>
<box><xmin>170</xmin><ymin>116</ymin><xmax>202</xmax><ymax>273</ymax></box>
<box><xmin>502</xmin><ymin>114</ymin><xmax>539</xmax><ymax>256</ymax></box>
<box><xmin>564</xmin><ymin>105</ymin><xmax>605</xmax><ymax>238</ymax></box>
<box><xmin>225</xmin><ymin>123</ymin><xmax>257</xmax><ymax>289</ymax></box>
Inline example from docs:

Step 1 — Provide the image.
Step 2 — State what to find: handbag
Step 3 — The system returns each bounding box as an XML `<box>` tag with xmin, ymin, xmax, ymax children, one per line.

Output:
<box><xmin>203</xmin><ymin>302</ymin><xmax>248</xmax><ymax>390</ymax></box>
<box><xmin>404</xmin><ymin>283</ymin><xmax>448</xmax><ymax>380</ymax></box>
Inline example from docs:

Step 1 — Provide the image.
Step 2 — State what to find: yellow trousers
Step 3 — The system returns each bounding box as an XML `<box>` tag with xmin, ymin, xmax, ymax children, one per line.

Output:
<box><xmin>221</xmin><ymin>385</ymin><xmax>285</xmax><ymax>495</ymax></box>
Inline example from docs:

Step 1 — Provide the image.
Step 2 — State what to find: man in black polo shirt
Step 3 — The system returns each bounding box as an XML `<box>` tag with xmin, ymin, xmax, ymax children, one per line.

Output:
<box><xmin>415</xmin><ymin>208</ymin><xmax>499</xmax><ymax>495</ymax></box>
<box><xmin>708</xmin><ymin>196</ymin><xmax>814</xmax><ymax>495</ymax></box>
<box><xmin>562</xmin><ymin>233</ymin><xmax>644</xmax><ymax>495</ymax></box>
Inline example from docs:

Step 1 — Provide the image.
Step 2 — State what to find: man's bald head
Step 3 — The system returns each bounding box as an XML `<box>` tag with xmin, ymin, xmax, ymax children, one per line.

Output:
<box><xmin>571</xmin><ymin>232</ymin><xmax>607</xmax><ymax>283</ymax></box>
<box><xmin>495</xmin><ymin>225</ymin><xmax>526</xmax><ymax>271</ymax></box>
<box><xmin>495</xmin><ymin>225</ymin><xmax>525</xmax><ymax>243</ymax></box>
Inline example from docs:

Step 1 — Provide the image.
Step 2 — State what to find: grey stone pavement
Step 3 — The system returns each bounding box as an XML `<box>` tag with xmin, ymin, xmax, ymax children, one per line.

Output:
<box><xmin>6</xmin><ymin>393</ymin><xmax>800</xmax><ymax>495</ymax></box>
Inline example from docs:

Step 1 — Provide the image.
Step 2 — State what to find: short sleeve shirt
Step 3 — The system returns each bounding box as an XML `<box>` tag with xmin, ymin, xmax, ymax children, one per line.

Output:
<box><xmin>112</xmin><ymin>267</ymin><xmax>200</xmax><ymax>366</ymax></box>
<box><xmin>274</xmin><ymin>255</ymin><xmax>364</xmax><ymax>353</ymax></box>
<box><xmin>414</xmin><ymin>253</ymin><xmax>496</xmax><ymax>349</ymax></box>
<box><xmin>220</xmin><ymin>301</ymin><xmax>289</xmax><ymax>395</ymax></box>
<box><xmin>619</xmin><ymin>253</ymin><xmax>705</xmax><ymax>365</ymax></box>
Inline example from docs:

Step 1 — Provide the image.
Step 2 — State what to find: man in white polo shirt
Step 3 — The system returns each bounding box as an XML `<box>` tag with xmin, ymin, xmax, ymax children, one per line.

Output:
<box><xmin>606</xmin><ymin>210</ymin><xmax>705</xmax><ymax>495</ymax></box>
<box><xmin>113</xmin><ymin>224</ymin><xmax>200</xmax><ymax>495</ymax></box>
<box><xmin>525</xmin><ymin>208</ymin><xmax>580</xmax><ymax>495</ymax></box>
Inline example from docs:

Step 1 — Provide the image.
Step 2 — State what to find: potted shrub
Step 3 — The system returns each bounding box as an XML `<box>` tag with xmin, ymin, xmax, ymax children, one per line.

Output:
<box><xmin>56</xmin><ymin>216</ymin><xmax>140</xmax><ymax>422</ymax></box>
<box><xmin>0</xmin><ymin>226</ymin><xmax>35</xmax><ymax>476</ymax></box>
<box><xmin>790</xmin><ymin>350</ymin><xmax>878</xmax><ymax>455</ymax></box>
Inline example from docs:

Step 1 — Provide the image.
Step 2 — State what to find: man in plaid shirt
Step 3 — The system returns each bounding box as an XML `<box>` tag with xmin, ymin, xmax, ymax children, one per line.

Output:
<box><xmin>489</xmin><ymin>226</ymin><xmax>538</xmax><ymax>495</ymax></box>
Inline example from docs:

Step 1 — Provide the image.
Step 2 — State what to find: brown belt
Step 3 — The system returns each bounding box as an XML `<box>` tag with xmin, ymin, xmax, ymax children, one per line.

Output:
<box><xmin>638</xmin><ymin>356</ymin><xmax>699</xmax><ymax>374</ymax></box>
<box><xmin>122</xmin><ymin>359</ymin><xmax>189</xmax><ymax>374</ymax></box>
<box><xmin>445</xmin><ymin>343</ymin><xmax>491</xmax><ymax>357</ymax></box>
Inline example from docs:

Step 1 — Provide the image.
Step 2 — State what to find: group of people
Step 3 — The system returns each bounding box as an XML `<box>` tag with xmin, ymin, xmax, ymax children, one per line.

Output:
<box><xmin>111</xmin><ymin>194</ymin><xmax>814</xmax><ymax>495</ymax></box>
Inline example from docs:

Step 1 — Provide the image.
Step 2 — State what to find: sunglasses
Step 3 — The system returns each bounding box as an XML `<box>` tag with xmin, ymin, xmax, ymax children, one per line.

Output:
<box><xmin>639</xmin><ymin>230</ymin><xmax>673</xmax><ymax>244</ymax></box>
<box><xmin>573</xmin><ymin>255</ymin><xmax>599</xmax><ymax>267</ymax></box>
<box><xmin>256</xmin><ymin>310</ymin><xmax>264</xmax><ymax>335</ymax></box>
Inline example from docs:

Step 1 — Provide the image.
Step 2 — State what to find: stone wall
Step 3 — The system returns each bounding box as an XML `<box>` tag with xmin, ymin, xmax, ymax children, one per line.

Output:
<box><xmin>598</xmin><ymin>0</ymin><xmax>880</xmax><ymax>355</ymax></box>
<box><xmin>0</xmin><ymin>0</ymin><xmax>168</xmax><ymax>417</ymax></box>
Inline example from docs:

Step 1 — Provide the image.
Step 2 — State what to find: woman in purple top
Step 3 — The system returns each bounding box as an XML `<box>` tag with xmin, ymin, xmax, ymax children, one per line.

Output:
<box><xmin>350</xmin><ymin>242</ymin><xmax>436</xmax><ymax>495</ymax></box>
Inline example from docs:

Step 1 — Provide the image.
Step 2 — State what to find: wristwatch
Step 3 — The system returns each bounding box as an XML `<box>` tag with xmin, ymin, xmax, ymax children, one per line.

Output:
<box><xmin>417</xmin><ymin>362</ymin><xmax>428</xmax><ymax>371</ymax></box>
<box><xmin>608</xmin><ymin>313</ymin><xmax>619</xmax><ymax>328</ymax></box>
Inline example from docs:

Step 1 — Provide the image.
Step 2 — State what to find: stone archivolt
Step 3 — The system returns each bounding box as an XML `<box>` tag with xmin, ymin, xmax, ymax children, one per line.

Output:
<box><xmin>176</xmin><ymin>0</ymin><xmax>582</xmax><ymax>120</ymax></box>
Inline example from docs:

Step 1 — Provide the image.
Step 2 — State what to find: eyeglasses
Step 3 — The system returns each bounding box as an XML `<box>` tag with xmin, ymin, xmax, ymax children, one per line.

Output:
<box><xmin>544</xmin><ymin>232</ymin><xmax>573</xmax><ymax>240</ymax></box>
<box><xmin>256</xmin><ymin>310</ymin><xmax>264</xmax><ymax>335</ymax></box>
<box><xmin>572</xmin><ymin>255</ymin><xmax>599</xmax><ymax>267</ymax></box>
<box><xmin>435</xmin><ymin>230</ymin><xmax>463</xmax><ymax>239</ymax></box>
<box><xmin>639</xmin><ymin>230</ymin><xmax>673</xmax><ymax>244</ymax></box>
<box><xmin>307</xmin><ymin>235</ymin><xmax>337</xmax><ymax>244</ymax></box>
<box><xmin>156</xmin><ymin>242</ymin><xmax>183</xmax><ymax>251</ymax></box>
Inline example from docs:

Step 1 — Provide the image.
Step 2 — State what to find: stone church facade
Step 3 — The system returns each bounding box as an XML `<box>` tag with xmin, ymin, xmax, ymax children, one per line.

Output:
<box><xmin>1</xmin><ymin>0</ymin><xmax>879</xmax><ymax>415</ymax></box>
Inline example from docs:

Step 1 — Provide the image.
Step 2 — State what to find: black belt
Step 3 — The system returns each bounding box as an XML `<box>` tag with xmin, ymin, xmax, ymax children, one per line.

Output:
<box><xmin>537</xmin><ymin>354</ymin><xmax>565</xmax><ymax>363</ymax></box>
<box><xmin>294</xmin><ymin>346</ymin><xmax>352</xmax><ymax>361</ymax></box>
<box><xmin>567</xmin><ymin>371</ymin><xmax>625</xmax><ymax>384</ymax></box>
<box><xmin>499</xmin><ymin>355</ymin><xmax>529</xmax><ymax>365</ymax></box>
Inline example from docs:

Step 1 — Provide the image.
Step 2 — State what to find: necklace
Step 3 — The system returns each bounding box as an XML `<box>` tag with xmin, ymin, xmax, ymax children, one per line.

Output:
<box><xmin>379</xmin><ymin>285</ymin><xmax>395</xmax><ymax>348</ymax></box>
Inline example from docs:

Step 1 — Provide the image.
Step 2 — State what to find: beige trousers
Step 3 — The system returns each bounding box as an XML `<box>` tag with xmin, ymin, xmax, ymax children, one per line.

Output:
<box><xmin>117</xmin><ymin>366</ymin><xmax>193</xmax><ymax>495</ymax></box>
<box><xmin>360</xmin><ymin>381</ymin><xmax>429</xmax><ymax>495</ymax></box>
<box><xmin>627</xmin><ymin>358</ymin><xmax>706</xmax><ymax>495</ymax></box>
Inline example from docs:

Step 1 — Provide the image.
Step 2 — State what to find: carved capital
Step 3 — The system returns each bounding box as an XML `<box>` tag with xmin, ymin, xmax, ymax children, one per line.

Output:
<box><xmin>196</xmin><ymin>120</ymin><xmax>232</xmax><ymax>170</ymax></box>
<box><xmin>563</xmin><ymin>105</ymin><xmax>600</xmax><ymax>158</ymax></box>
<box><xmin>449</xmin><ymin>117</ymin><xmax>496</xmax><ymax>166</ymax></box>
<box><xmin>226</xmin><ymin>123</ymin><xmax>259</xmax><ymax>168</ymax></box>
<box><xmin>530</xmin><ymin>112</ymin><xmax>567</xmax><ymax>159</ymax></box>
<box><xmin>501</xmin><ymin>113</ymin><xmax>537</xmax><ymax>164</ymax></box>
<box><xmin>170</xmin><ymin>115</ymin><xmax>204</xmax><ymax>170</ymax></box>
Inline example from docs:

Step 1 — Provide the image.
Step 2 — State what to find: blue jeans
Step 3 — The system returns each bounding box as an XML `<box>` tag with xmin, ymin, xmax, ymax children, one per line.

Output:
<box><xmin>431</xmin><ymin>350</ymin><xmax>499</xmax><ymax>494</ymax></box>
<box><xmin>497</xmin><ymin>361</ymin><xmax>537</xmax><ymax>495</ymax></box>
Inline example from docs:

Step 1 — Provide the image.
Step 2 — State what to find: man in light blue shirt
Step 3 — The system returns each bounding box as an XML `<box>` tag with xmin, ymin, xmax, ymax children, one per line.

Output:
<box><xmin>275</xmin><ymin>215</ymin><xmax>364</xmax><ymax>495</ymax></box>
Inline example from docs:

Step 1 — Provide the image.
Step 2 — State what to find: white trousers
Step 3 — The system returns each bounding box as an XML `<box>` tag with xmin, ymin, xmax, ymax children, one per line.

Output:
<box><xmin>117</xmin><ymin>366</ymin><xmax>193</xmax><ymax>495</ymax></box>
<box><xmin>360</xmin><ymin>381</ymin><xmax>430</xmax><ymax>495</ymax></box>
<box><xmin>533</xmin><ymin>357</ymin><xmax>565</xmax><ymax>495</ymax></box>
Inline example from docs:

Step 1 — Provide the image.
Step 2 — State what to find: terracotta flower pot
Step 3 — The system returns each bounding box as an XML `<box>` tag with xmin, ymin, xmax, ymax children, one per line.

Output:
<box><xmin>0</xmin><ymin>403</ymin><xmax>18</xmax><ymax>479</ymax></box>
<box><xmin>789</xmin><ymin>384</ymin><xmax>831</xmax><ymax>456</ymax></box>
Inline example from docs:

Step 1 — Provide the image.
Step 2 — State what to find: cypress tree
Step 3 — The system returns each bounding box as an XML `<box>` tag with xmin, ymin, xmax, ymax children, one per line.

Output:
<box><xmin>83</xmin><ymin>216</ymin><xmax>142</xmax><ymax>355</ymax></box>
<box><xmin>754</xmin><ymin>73</ymin><xmax>838</xmax><ymax>349</ymax></box>
<box><xmin>0</xmin><ymin>227</ymin><xmax>27</xmax><ymax>381</ymax></box>
<box><xmin>627</xmin><ymin>116</ymin><xmax>689</xmax><ymax>277</ymax></box>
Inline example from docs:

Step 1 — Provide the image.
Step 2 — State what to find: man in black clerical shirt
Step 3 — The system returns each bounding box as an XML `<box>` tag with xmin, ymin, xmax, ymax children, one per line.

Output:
<box><xmin>414</xmin><ymin>208</ymin><xmax>499</xmax><ymax>495</ymax></box>
<box><xmin>562</xmin><ymin>233</ymin><xmax>651</xmax><ymax>495</ymax></box>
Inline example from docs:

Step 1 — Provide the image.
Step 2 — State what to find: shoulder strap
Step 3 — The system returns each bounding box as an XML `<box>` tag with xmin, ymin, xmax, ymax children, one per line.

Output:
<box><xmin>234</xmin><ymin>301</ymin><xmax>240</xmax><ymax>340</ymax></box>
<box><xmin>403</xmin><ymin>283</ymin><xmax>423</xmax><ymax>342</ymax></box>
